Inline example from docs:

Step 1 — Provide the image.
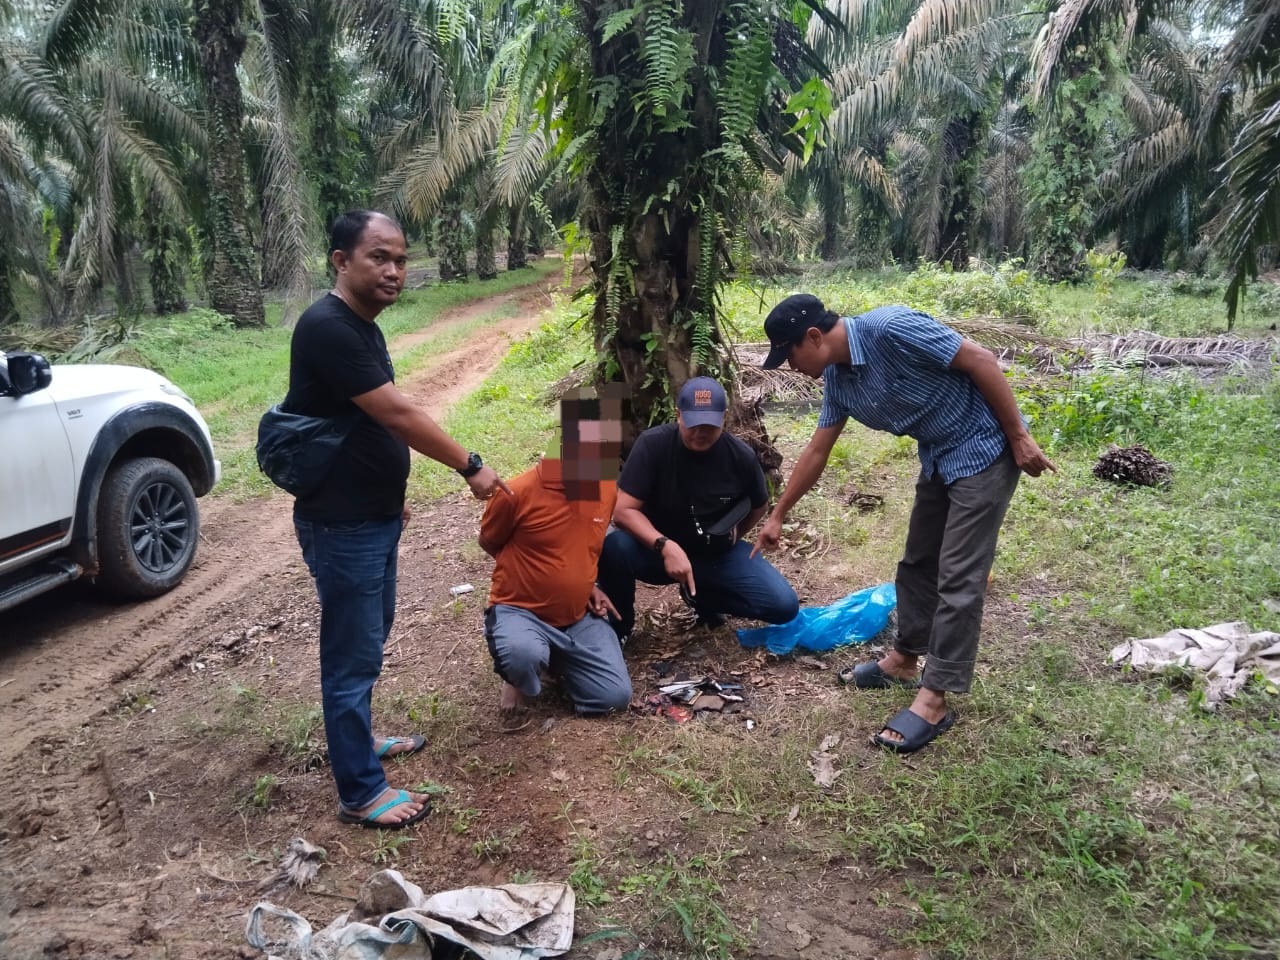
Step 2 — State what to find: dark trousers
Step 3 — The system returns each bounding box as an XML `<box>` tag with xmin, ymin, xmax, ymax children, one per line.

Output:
<box><xmin>597</xmin><ymin>530</ymin><xmax>799</xmax><ymax>638</ymax></box>
<box><xmin>895</xmin><ymin>449</ymin><xmax>1021</xmax><ymax>693</ymax></box>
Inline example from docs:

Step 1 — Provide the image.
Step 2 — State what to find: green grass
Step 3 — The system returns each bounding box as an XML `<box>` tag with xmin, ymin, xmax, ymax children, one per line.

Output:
<box><xmin>523</xmin><ymin>273</ymin><xmax>1273</xmax><ymax>957</ymax></box>
<box><xmin>718</xmin><ymin>262</ymin><xmax>1280</xmax><ymax>339</ymax></box>
<box><xmin>831</xmin><ymin>652</ymin><xmax>1280</xmax><ymax>960</ymax></box>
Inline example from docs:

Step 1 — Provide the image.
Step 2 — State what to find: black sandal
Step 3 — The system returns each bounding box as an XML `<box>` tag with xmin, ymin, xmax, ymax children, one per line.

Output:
<box><xmin>872</xmin><ymin>708</ymin><xmax>956</xmax><ymax>754</ymax></box>
<box><xmin>837</xmin><ymin>661</ymin><xmax>920</xmax><ymax>690</ymax></box>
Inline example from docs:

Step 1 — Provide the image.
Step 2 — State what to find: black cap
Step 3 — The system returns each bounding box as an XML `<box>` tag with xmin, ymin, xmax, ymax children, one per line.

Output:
<box><xmin>762</xmin><ymin>293</ymin><xmax>826</xmax><ymax>369</ymax></box>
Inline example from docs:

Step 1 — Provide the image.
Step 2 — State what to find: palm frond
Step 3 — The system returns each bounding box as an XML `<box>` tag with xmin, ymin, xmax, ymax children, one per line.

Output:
<box><xmin>397</xmin><ymin>104</ymin><xmax>503</xmax><ymax>219</ymax></box>
<box><xmin>0</xmin><ymin>50</ymin><xmax>89</xmax><ymax>166</ymax></box>
<box><xmin>1098</xmin><ymin>119</ymin><xmax>1193</xmax><ymax>208</ymax></box>
<box><xmin>340</xmin><ymin>0</ymin><xmax>455</xmax><ymax>122</ymax></box>
<box><xmin>1032</xmin><ymin>0</ymin><xmax>1142</xmax><ymax>101</ymax></box>
<box><xmin>842</xmin><ymin>145</ymin><xmax>901</xmax><ymax>214</ymax></box>
<box><xmin>40</xmin><ymin>0</ymin><xmax>112</xmax><ymax>68</ymax></box>
<box><xmin>894</xmin><ymin>0</ymin><xmax>1018</xmax><ymax>67</ymax></box>
<box><xmin>492</xmin><ymin>119</ymin><xmax>550</xmax><ymax>206</ymax></box>
<box><xmin>246</xmin><ymin>0</ymin><xmax>313</xmax><ymax>319</ymax></box>
<box><xmin>76</xmin><ymin>56</ymin><xmax>206</xmax><ymax>154</ymax></box>
<box><xmin>1199</xmin><ymin>0</ymin><xmax>1280</xmax><ymax>146</ymax></box>
<box><xmin>1215</xmin><ymin>80</ymin><xmax>1280</xmax><ymax>322</ymax></box>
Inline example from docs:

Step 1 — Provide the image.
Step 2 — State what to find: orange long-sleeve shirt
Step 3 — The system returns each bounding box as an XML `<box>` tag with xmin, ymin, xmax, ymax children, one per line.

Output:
<box><xmin>480</xmin><ymin>459</ymin><xmax>615</xmax><ymax>628</ymax></box>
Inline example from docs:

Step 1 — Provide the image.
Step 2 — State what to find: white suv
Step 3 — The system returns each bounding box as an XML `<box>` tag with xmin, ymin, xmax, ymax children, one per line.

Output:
<box><xmin>0</xmin><ymin>351</ymin><xmax>220</xmax><ymax>612</ymax></box>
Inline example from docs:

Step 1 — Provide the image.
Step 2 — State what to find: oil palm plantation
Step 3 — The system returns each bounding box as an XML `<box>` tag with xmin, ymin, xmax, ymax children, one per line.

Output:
<box><xmin>808</xmin><ymin>0</ymin><xmax>1031</xmax><ymax>268</ymax></box>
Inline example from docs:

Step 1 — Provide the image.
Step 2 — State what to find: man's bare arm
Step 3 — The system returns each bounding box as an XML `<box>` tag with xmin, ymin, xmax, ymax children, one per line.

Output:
<box><xmin>353</xmin><ymin>382</ymin><xmax>512</xmax><ymax>496</ymax></box>
<box><xmin>950</xmin><ymin>341</ymin><xmax>1056</xmax><ymax>477</ymax></box>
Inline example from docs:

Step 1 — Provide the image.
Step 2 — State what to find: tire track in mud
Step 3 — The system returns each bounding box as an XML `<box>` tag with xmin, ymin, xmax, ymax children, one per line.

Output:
<box><xmin>0</xmin><ymin>500</ymin><xmax>300</xmax><ymax>766</ymax></box>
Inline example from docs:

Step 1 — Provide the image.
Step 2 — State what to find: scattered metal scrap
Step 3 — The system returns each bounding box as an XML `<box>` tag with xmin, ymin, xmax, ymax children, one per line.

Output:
<box><xmin>641</xmin><ymin>676</ymin><xmax>746</xmax><ymax>723</ymax></box>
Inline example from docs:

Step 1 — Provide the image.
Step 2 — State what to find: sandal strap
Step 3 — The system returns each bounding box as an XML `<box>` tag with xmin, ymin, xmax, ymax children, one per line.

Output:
<box><xmin>360</xmin><ymin>789</ymin><xmax>412</xmax><ymax>821</ymax></box>
<box><xmin>881</xmin><ymin>707</ymin><xmax>934</xmax><ymax>741</ymax></box>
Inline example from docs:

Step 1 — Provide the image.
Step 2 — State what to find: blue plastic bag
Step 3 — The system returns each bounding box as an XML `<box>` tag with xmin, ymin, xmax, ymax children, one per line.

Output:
<box><xmin>736</xmin><ymin>582</ymin><xmax>897</xmax><ymax>655</ymax></box>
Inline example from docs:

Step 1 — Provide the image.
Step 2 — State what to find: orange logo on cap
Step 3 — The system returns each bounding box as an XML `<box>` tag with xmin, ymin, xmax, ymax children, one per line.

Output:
<box><xmin>694</xmin><ymin>389</ymin><xmax>712</xmax><ymax>407</ymax></box>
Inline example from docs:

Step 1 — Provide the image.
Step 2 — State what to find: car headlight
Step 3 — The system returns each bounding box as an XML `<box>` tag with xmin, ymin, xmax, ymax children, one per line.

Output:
<box><xmin>158</xmin><ymin>382</ymin><xmax>194</xmax><ymax>405</ymax></box>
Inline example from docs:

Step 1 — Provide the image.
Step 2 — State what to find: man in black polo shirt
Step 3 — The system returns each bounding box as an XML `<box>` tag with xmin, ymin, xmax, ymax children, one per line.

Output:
<box><xmin>596</xmin><ymin>376</ymin><xmax>798</xmax><ymax>639</ymax></box>
<box><xmin>285</xmin><ymin>210</ymin><xmax>509</xmax><ymax>829</ymax></box>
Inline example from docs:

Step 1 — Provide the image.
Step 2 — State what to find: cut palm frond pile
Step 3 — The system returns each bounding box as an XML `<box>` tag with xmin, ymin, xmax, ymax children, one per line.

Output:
<box><xmin>1004</xmin><ymin>334</ymin><xmax>1280</xmax><ymax>373</ymax></box>
<box><xmin>1093</xmin><ymin>444</ymin><xmax>1173</xmax><ymax>488</ymax></box>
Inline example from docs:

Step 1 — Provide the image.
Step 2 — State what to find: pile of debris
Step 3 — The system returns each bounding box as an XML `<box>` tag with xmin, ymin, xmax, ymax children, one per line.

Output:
<box><xmin>640</xmin><ymin>675</ymin><xmax>745</xmax><ymax>724</ymax></box>
<box><xmin>1093</xmin><ymin>444</ymin><xmax>1172</xmax><ymax>487</ymax></box>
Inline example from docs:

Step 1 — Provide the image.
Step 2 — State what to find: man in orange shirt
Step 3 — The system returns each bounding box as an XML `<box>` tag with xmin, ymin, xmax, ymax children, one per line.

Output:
<box><xmin>479</xmin><ymin>388</ymin><xmax>632</xmax><ymax>729</ymax></box>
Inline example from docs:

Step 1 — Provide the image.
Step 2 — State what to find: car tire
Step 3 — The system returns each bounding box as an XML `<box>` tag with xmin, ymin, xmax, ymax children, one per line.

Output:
<box><xmin>95</xmin><ymin>456</ymin><xmax>199</xmax><ymax>599</ymax></box>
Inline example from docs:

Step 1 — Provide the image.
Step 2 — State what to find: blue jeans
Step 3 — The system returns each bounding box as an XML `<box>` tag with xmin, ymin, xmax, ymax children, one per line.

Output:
<box><xmin>294</xmin><ymin>513</ymin><xmax>401</xmax><ymax>810</ymax></box>
<box><xmin>597</xmin><ymin>530</ymin><xmax>799</xmax><ymax>637</ymax></box>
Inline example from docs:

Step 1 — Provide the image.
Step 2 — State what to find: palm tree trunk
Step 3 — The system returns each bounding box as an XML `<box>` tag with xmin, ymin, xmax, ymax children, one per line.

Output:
<box><xmin>193</xmin><ymin>0</ymin><xmax>265</xmax><ymax>327</ymax></box>
<box><xmin>0</xmin><ymin>241</ymin><xmax>16</xmax><ymax>326</ymax></box>
<box><xmin>143</xmin><ymin>194</ymin><xmax>187</xmax><ymax>314</ymax></box>
<box><xmin>527</xmin><ymin>215</ymin><xmax>545</xmax><ymax>257</ymax></box>
<box><xmin>507</xmin><ymin>206</ymin><xmax>528</xmax><ymax>270</ymax></box>
<box><xmin>819</xmin><ymin>172</ymin><xmax>845</xmax><ymax>261</ymax></box>
<box><xmin>1028</xmin><ymin>47</ymin><xmax>1102</xmax><ymax>283</ymax></box>
<box><xmin>937</xmin><ymin>113</ymin><xmax>983</xmax><ymax>270</ymax></box>
<box><xmin>301</xmin><ymin>5</ymin><xmax>352</xmax><ymax>230</ymax></box>
<box><xmin>438</xmin><ymin>189</ymin><xmax>468</xmax><ymax>281</ymax></box>
<box><xmin>475</xmin><ymin>206</ymin><xmax>498</xmax><ymax>280</ymax></box>
<box><xmin>113</xmin><ymin>238</ymin><xmax>142</xmax><ymax>315</ymax></box>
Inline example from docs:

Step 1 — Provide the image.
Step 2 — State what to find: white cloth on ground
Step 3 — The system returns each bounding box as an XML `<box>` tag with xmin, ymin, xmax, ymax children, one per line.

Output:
<box><xmin>246</xmin><ymin>870</ymin><xmax>574</xmax><ymax>960</ymax></box>
<box><xmin>1109</xmin><ymin>621</ymin><xmax>1280</xmax><ymax>707</ymax></box>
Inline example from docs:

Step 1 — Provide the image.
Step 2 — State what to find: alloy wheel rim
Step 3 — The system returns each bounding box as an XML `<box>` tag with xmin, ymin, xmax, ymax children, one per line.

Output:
<box><xmin>128</xmin><ymin>481</ymin><xmax>191</xmax><ymax>572</ymax></box>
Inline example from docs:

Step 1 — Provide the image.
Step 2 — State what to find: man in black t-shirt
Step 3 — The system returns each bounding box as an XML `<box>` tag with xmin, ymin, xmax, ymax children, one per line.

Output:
<box><xmin>596</xmin><ymin>377</ymin><xmax>798</xmax><ymax>639</ymax></box>
<box><xmin>285</xmin><ymin>210</ymin><xmax>510</xmax><ymax>831</ymax></box>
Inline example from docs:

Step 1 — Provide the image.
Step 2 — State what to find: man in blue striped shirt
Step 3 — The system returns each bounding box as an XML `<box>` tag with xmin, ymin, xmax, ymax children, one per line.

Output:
<box><xmin>751</xmin><ymin>294</ymin><xmax>1055</xmax><ymax>754</ymax></box>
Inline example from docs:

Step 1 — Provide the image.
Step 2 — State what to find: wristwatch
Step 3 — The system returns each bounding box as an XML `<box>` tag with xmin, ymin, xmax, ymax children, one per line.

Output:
<box><xmin>653</xmin><ymin>535</ymin><xmax>669</xmax><ymax>553</ymax></box>
<box><xmin>457</xmin><ymin>451</ymin><xmax>484</xmax><ymax>478</ymax></box>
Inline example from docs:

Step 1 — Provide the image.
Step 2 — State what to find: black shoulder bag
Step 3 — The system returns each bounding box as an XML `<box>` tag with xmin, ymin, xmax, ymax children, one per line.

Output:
<box><xmin>255</xmin><ymin>404</ymin><xmax>360</xmax><ymax>497</ymax></box>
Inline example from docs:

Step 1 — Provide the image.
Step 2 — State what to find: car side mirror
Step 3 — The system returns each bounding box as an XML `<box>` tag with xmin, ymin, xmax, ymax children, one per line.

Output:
<box><xmin>2</xmin><ymin>352</ymin><xmax>53</xmax><ymax>397</ymax></box>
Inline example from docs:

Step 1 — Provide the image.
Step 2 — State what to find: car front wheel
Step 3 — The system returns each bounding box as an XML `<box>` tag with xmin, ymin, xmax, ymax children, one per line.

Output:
<box><xmin>95</xmin><ymin>457</ymin><xmax>199</xmax><ymax>599</ymax></box>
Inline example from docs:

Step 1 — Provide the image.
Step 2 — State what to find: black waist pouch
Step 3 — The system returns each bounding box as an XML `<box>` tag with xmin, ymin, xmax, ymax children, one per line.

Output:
<box><xmin>256</xmin><ymin>404</ymin><xmax>359</xmax><ymax>497</ymax></box>
<box><xmin>688</xmin><ymin>497</ymin><xmax>752</xmax><ymax>555</ymax></box>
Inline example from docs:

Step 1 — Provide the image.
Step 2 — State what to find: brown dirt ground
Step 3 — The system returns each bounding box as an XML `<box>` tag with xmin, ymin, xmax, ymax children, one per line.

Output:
<box><xmin>0</xmin><ymin>276</ymin><xmax>947</xmax><ymax>960</ymax></box>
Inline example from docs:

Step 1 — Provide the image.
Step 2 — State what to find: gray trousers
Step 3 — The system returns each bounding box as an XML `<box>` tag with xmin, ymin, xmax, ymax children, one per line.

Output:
<box><xmin>485</xmin><ymin>604</ymin><xmax>632</xmax><ymax>714</ymax></box>
<box><xmin>895</xmin><ymin>449</ymin><xmax>1022</xmax><ymax>693</ymax></box>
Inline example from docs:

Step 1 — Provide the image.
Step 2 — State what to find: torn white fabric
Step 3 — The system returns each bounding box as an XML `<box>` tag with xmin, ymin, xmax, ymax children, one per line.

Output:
<box><xmin>246</xmin><ymin>870</ymin><xmax>575</xmax><ymax>960</ymax></box>
<box><xmin>1110</xmin><ymin>621</ymin><xmax>1280</xmax><ymax>707</ymax></box>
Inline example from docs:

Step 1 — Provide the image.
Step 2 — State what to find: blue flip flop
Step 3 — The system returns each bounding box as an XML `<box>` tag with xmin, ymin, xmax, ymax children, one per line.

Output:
<box><xmin>872</xmin><ymin>707</ymin><xmax>956</xmax><ymax>754</ymax></box>
<box><xmin>375</xmin><ymin>735</ymin><xmax>427</xmax><ymax>760</ymax></box>
<box><xmin>837</xmin><ymin>662</ymin><xmax>921</xmax><ymax>690</ymax></box>
<box><xmin>337</xmin><ymin>789</ymin><xmax>431</xmax><ymax>829</ymax></box>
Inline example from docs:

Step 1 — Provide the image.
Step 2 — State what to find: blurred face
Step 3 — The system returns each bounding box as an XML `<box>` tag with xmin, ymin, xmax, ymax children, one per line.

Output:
<box><xmin>332</xmin><ymin>215</ymin><xmax>407</xmax><ymax>318</ymax></box>
<box><xmin>676</xmin><ymin>412</ymin><xmax>722</xmax><ymax>452</ymax></box>
<box><xmin>560</xmin><ymin>389</ymin><xmax>629</xmax><ymax>500</ymax></box>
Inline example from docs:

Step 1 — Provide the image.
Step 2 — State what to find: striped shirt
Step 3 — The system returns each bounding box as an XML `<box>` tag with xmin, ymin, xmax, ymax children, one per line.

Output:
<box><xmin>818</xmin><ymin>307</ymin><xmax>1009</xmax><ymax>483</ymax></box>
